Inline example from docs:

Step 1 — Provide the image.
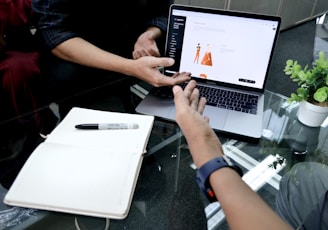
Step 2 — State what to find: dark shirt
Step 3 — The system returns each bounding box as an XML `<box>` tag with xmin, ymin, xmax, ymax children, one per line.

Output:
<box><xmin>301</xmin><ymin>190</ymin><xmax>328</xmax><ymax>230</ymax></box>
<box><xmin>0</xmin><ymin>0</ymin><xmax>36</xmax><ymax>52</ymax></box>
<box><xmin>32</xmin><ymin>0</ymin><xmax>173</xmax><ymax>57</ymax></box>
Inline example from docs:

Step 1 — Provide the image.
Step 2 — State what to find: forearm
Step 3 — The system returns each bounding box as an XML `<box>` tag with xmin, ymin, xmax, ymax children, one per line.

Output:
<box><xmin>180</xmin><ymin>118</ymin><xmax>224</xmax><ymax>168</ymax></box>
<box><xmin>188</xmin><ymin>131</ymin><xmax>291</xmax><ymax>230</ymax></box>
<box><xmin>51</xmin><ymin>37</ymin><xmax>133</xmax><ymax>75</ymax></box>
<box><xmin>210</xmin><ymin>168</ymin><xmax>292</xmax><ymax>230</ymax></box>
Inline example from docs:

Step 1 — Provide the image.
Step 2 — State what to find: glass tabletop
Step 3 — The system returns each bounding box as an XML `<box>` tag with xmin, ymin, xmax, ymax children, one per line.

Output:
<box><xmin>1</xmin><ymin>89</ymin><xmax>327</xmax><ymax>229</ymax></box>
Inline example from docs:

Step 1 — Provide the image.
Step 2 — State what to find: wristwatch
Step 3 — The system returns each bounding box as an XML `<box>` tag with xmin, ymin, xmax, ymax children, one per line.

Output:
<box><xmin>196</xmin><ymin>155</ymin><xmax>243</xmax><ymax>202</ymax></box>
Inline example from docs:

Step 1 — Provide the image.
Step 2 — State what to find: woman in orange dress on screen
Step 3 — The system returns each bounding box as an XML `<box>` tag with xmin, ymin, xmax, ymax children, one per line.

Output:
<box><xmin>201</xmin><ymin>43</ymin><xmax>212</xmax><ymax>66</ymax></box>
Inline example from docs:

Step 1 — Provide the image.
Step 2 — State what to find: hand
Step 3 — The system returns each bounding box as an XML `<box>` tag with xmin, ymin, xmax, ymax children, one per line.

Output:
<box><xmin>131</xmin><ymin>56</ymin><xmax>191</xmax><ymax>87</ymax></box>
<box><xmin>173</xmin><ymin>80</ymin><xmax>224</xmax><ymax>168</ymax></box>
<box><xmin>132</xmin><ymin>28</ymin><xmax>161</xmax><ymax>59</ymax></box>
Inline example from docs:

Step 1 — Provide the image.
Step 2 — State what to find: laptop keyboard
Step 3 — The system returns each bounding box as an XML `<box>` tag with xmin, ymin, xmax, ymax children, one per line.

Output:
<box><xmin>196</xmin><ymin>85</ymin><xmax>258</xmax><ymax>114</ymax></box>
<box><xmin>150</xmin><ymin>84</ymin><xmax>258</xmax><ymax>114</ymax></box>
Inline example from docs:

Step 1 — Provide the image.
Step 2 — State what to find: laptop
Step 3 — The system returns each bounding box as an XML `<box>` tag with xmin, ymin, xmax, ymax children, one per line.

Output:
<box><xmin>136</xmin><ymin>4</ymin><xmax>281</xmax><ymax>142</ymax></box>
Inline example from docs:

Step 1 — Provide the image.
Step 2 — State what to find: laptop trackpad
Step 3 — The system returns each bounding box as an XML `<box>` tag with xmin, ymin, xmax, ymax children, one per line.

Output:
<box><xmin>204</xmin><ymin>106</ymin><xmax>227</xmax><ymax>130</ymax></box>
<box><xmin>224</xmin><ymin>110</ymin><xmax>262</xmax><ymax>138</ymax></box>
<box><xmin>136</xmin><ymin>96</ymin><xmax>176</xmax><ymax>120</ymax></box>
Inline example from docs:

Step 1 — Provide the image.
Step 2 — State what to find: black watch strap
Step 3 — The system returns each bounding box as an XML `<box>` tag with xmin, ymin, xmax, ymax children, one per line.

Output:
<box><xmin>196</xmin><ymin>156</ymin><xmax>243</xmax><ymax>202</ymax></box>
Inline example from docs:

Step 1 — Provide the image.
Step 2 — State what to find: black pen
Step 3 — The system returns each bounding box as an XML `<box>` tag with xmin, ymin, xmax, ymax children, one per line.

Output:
<box><xmin>75</xmin><ymin>123</ymin><xmax>139</xmax><ymax>130</ymax></box>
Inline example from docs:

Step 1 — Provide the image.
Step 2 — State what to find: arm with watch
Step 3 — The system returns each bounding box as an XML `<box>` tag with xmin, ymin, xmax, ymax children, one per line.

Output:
<box><xmin>172</xmin><ymin>80</ymin><xmax>292</xmax><ymax>230</ymax></box>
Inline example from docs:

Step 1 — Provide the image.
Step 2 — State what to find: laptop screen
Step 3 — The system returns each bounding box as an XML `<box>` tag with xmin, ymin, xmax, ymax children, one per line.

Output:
<box><xmin>164</xmin><ymin>5</ymin><xmax>281</xmax><ymax>91</ymax></box>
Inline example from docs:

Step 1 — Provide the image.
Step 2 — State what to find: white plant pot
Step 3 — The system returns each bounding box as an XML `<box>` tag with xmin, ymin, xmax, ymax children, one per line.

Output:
<box><xmin>297</xmin><ymin>100</ymin><xmax>328</xmax><ymax>127</ymax></box>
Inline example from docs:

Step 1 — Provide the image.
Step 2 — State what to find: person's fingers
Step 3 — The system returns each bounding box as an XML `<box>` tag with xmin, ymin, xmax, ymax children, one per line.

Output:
<box><xmin>172</xmin><ymin>84</ymin><xmax>183</xmax><ymax>96</ymax></box>
<box><xmin>171</xmin><ymin>71</ymin><xmax>191</xmax><ymax>78</ymax></box>
<box><xmin>132</xmin><ymin>50</ymin><xmax>147</xmax><ymax>59</ymax></box>
<box><xmin>198</xmin><ymin>97</ymin><xmax>207</xmax><ymax>115</ymax></box>
<box><xmin>172</xmin><ymin>85</ymin><xmax>187</xmax><ymax>111</ymax></box>
<box><xmin>133</xmin><ymin>48</ymin><xmax>160</xmax><ymax>59</ymax></box>
<box><xmin>148</xmin><ymin>48</ymin><xmax>160</xmax><ymax>57</ymax></box>
<box><xmin>169</xmin><ymin>74</ymin><xmax>191</xmax><ymax>85</ymax></box>
<box><xmin>155</xmin><ymin>73</ymin><xmax>191</xmax><ymax>87</ymax></box>
<box><xmin>190</xmin><ymin>87</ymin><xmax>200</xmax><ymax>109</ymax></box>
<box><xmin>171</xmin><ymin>72</ymin><xmax>179</xmax><ymax>78</ymax></box>
<box><xmin>183</xmin><ymin>80</ymin><xmax>197</xmax><ymax>100</ymax></box>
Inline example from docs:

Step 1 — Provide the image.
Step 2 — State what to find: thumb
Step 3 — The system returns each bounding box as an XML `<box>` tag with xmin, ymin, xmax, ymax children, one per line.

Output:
<box><xmin>172</xmin><ymin>84</ymin><xmax>182</xmax><ymax>95</ymax></box>
<box><xmin>172</xmin><ymin>85</ymin><xmax>185</xmax><ymax>108</ymax></box>
<box><xmin>156</xmin><ymin>57</ymin><xmax>175</xmax><ymax>67</ymax></box>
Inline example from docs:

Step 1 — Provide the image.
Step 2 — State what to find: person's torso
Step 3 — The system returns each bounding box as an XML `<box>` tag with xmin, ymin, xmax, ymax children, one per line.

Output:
<box><xmin>71</xmin><ymin>0</ymin><xmax>162</xmax><ymax>57</ymax></box>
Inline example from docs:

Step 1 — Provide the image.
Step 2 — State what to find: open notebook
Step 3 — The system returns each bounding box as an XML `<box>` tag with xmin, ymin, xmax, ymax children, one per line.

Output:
<box><xmin>4</xmin><ymin>107</ymin><xmax>154</xmax><ymax>219</ymax></box>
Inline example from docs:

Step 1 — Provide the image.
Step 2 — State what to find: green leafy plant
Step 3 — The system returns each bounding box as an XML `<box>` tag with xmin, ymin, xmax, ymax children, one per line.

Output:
<box><xmin>284</xmin><ymin>51</ymin><xmax>328</xmax><ymax>106</ymax></box>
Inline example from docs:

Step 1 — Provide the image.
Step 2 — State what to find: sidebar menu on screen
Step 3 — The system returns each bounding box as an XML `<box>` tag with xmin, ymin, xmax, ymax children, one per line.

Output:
<box><xmin>165</xmin><ymin>15</ymin><xmax>186</xmax><ymax>74</ymax></box>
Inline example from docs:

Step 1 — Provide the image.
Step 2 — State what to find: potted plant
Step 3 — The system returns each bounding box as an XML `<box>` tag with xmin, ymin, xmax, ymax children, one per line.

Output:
<box><xmin>284</xmin><ymin>51</ymin><xmax>328</xmax><ymax>127</ymax></box>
